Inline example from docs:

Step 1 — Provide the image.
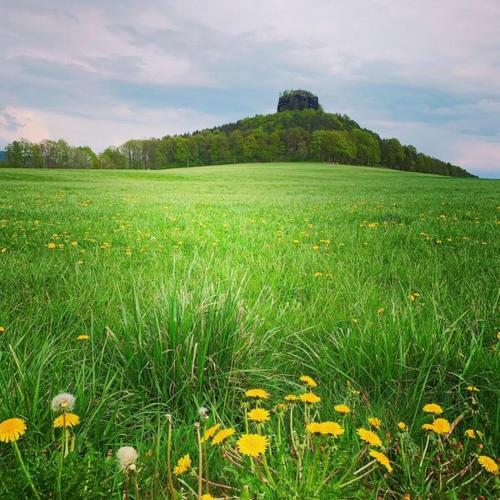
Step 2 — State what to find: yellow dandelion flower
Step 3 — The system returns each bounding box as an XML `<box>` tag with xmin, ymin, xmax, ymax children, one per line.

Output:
<box><xmin>422</xmin><ymin>423</ymin><xmax>434</xmax><ymax>431</ymax></box>
<box><xmin>173</xmin><ymin>453</ymin><xmax>191</xmax><ymax>475</ymax></box>
<box><xmin>201</xmin><ymin>495</ymin><xmax>215</xmax><ymax>500</ymax></box>
<box><xmin>369</xmin><ymin>449</ymin><xmax>393</xmax><ymax>473</ymax></box>
<box><xmin>248</xmin><ymin>408</ymin><xmax>270</xmax><ymax>423</ymax></box>
<box><xmin>398</xmin><ymin>422</ymin><xmax>407</xmax><ymax>431</ymax></box>
<box><xmin>0</xmin><ymin>418</ymin><xmax>27</xmax><ymax>443</ymax></box>
<box><xmin>284</xmin><ymin>395</ymin><xmax>299</xmax><ymax>402</ymax></box>
<box><xmin>77</xmin><ymin>335</ymin><xmax>89</xmax><ymax>341</ymax></box>
<box><xmin>466</xmin><ymin>386</ymin><xmax>479</xmax><ymax>392</ymax></box>
<box><xmin>368</xmin><ymin>417</ymin><xmax>382</xmax><ymax>429</ymax></box>
<box><xmin>299</xmin><ymin>393</ymin><xmax>321</xmax><ymax>404</ymax></box>
<box><xmin>306</xmin><ymin>422</ymin><xmax>323</xmax><ymax>434</ymax></box>
<box><xmin>201</xmin><ymin>424</ymin><xmax>220</xmax><ymax>443</ymax></box>
<box><xmin>0</xmin><ymin>326</ymin><xmax>5</xmax><ymax>334</ymax></box>
<box><xmin>431</xmin><ymin>418</ymin><xmax>451</xmax><ymax>434</ymax></box>
<box><xmin>299</xmin><ymin>375</ymin><xmax>317</xmax><ymax>388</ymax></box>
<box><xmin>53</xmin><ymin>413</ymin><xmax>80</xmax><ymax>428</ymax></box>
<box><xmin>357</xmin><ymin>427</ymin><xmax>383</xmax><ymax>447</ymax></box>
<box><xmin>377</xmin><ymin>307</ymin><xmax>385</xmax><ymax>315</ymax></box>
<box><xmin>236</xmin><ymin>433</ymin><xmax>269</xmax><ymax>457</ymax></box>
<box><xmin>47</xmin><ymin>242</ymin><xmax>56</xmax><ymax>249</ymax></box>
<box><xmin>212</xmin><ymin>428</ymin><xmax>235</xmax><ymax>445</ymax></box>
<box><xmin>422</xmin><ymin>403</ymin><xmax>443</xmax><ymax>415</ymax></box>
<box><xmin>245</xmin><ymin>388</ymin><xmax>269</xmax><ymax>399</ymax></box>
<box><xmin>478</xmin><ymin>455</ymin><xmax>498</xmax><ymax>475</ymax></box>
<box><xmin>334</xmin><ymin>404</ymin><xmax>351</xmax><ymax>414</ymax></box>
<box><xmin>465</xmin><ymin>429</ymin><xmax>476</xmax><ymax>439</ymax></box>
<box><xmin>319</xmin><ymin>421</ymin><xmax>344</xmax><ymax>437</ymax></box>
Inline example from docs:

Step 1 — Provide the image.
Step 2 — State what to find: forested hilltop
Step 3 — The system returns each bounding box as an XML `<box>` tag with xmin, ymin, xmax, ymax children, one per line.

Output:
<box><xmin>2</xmin><ymin>108</ymin><xmax>473</xmax><ymax>177</ymax></box>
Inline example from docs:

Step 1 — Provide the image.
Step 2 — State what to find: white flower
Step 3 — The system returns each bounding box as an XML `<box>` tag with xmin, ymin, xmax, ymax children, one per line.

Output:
<box><xmin>198</xmin><ymin>406</ymin><xmax>210</xmax><ymax>419</ymax></box>
<box><xmin>116</xmin><ymin>446</ymin><xmax>139</xmax><ymax>471</ymax></box>
<box><xmin>51</xmin><ymin>393</ymin><xmax>76</xmax><ymax>413</ymax></box>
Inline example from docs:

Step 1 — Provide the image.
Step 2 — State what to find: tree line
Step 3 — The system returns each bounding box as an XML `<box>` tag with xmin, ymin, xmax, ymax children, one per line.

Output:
<box><xmin>0</xmin><ymin>110</ymin><xmax>474</xmax><ymax>177</ymax></box>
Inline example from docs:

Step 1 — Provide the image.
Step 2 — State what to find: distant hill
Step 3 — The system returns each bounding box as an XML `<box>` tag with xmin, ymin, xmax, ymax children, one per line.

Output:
<box><xmin>2</xmin><ymin>90</ymin><xmax>474</xmax><ymax>177</ymax></box>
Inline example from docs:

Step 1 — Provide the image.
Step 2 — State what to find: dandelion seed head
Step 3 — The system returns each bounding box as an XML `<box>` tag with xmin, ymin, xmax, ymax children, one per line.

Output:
<box><xmin>51</xmin><ymin>393</ymin><xmax>76</xmax><ymax>413</ymax></box>
<box><xmin>198</xmin><ymin>406</ymin><xmax>210</xmax><ymax>419</ymax></box>
<box><xmin>116</xmin><ymin>446</ymin><xmax>139</xmax><ymax>471</ymax></box>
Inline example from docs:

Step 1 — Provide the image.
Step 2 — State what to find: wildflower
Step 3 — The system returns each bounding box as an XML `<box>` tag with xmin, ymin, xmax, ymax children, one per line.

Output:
<box><xmin>0</xmin><ymin>326</ymin><xmax>4</xmax><ymax>334</ymax></box>
<box><xmin>334</xmin><ymin>404</ymin><xmax>351</xmax><ymax>414</ymax></box>
<box><xmin>0</xmin><ymin>418</ymin><xmax>27</xmax><ymax>443</ymax></box>
<box><xmin>47</xmin><ymin>242</ymin><xmax>56</xmax><ymax>249</ymax></box>
<box><xmin>51</xmin><ymin>393</ymin><xmax>76</xmax><ymax>413</ymax></box>
<box><xmin>357</xmin><ymin>428</ymin><xmax>382</xmax><ymax>447</ymax></box>
<box><xmin>422</xmin><ymin>423</ymin><xmax>434</xmax><ymax>431</ymax></box>
<box><xmin>245</xmin><ymin>388</ymin><xmax>269</xmax><ymax>399</ymax></box>
<box><xmin>77</xmin><ymin>335</ymin><xmax>89</xmax><ymax>341</ymax></box>
<box><xmin>198</xmin><ymin>406</ymin><xmax>210</xmax><ymax>419</ymax></box>
<box><xmin>236</xmin><ymin>433</ymin><xmax>269</xmax><ymax>457</ymax></box>
<box><xmin>431</xmin><ymin>418</ymin><xmax>451</xmax><ymax>434</ymax></box>
<box><xmin>368</xmin><ymin>417</ymin><xmax>382</xmax><ymax>429</ymax></box>
<box><xmin>201</xmin><ymin>495</ymin><xmax>215</xmax><ymax>500</ymax></box>
<box><xmin>306</xmin><ymin>422</ymin><xmax>323</xmax><ymax>434</ymax></box>
<box><xmin>116</xmin><ymin>446</ymin><xmax>139</xmax><ymax>471</ymax></box>
<box><xmin>319</xmin><ymin>421</ymin><xmax>344</xmax><ymax>437</ymax></box>
<box><xmin>212</xmin><ymin>428</ymin><xmax>235</xmax><ymax>445</ymax></box>
<box><xmin>299</xmin><ymin>393</ymin><xmax>321</xmax><ymax>404</ymax></box>
<box><xmin>173</xmin><ymin>453</ymin><xmax>191</xmax><ymax>475</ymax></box>
<box><xmin>398</xmin><ymin>422</ymin><xmax>407</xmax><ymax>430</ymax></box>
<box><xmin>201</xmin><ymin>424</ymin><xmax>220</xmax><ymax>443</ymax></box>
<box><xmin>284</xmin><ymin>395</ymin><xmax>299</xmax><ymax>401</ymax></box>
<box><xmin>248</xmin><ymin>408</ymin><xmax>270</xmax><ymax>423</ymax></box>
<box><xmin>369</xmin><ymin>449</ymin><xmax>393</xmax><ymax>473</ymax></box>
<box><xmin>422</xmin><ymin>403</ymin><xmax>443</xmax><ymax>415</ymax></box>
<box><xmin>465</xmin><ymin>429</ymin><xmax>476</xmax><ymax>439</ymax></box>
<box><xmin>466</xmin><ymin>386</ymin><xmax>479</xmax><ymax>392</ymax></box>
<box><xmin>478</xmin><ymin>455</ymin><xmax>498</xmax><ymax>475</ymax></box>
<box><xmin>53</xmin><ymin>413</ymin><xmax>80</xmax><ymax>428</ymax></box>
<box><xmin>409</xmin><ymin>292</ymin><xmax>420</xmax><ymax>301</ymax></box>
<box><xmin>299</xmin><ymin>375</ymin><xmax>317</xmax><ymax>388</ymax></box>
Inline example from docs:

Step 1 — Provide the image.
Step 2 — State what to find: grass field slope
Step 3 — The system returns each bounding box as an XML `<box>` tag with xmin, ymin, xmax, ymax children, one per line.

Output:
<box><xmin>0</xmin><ymin>163</ymin><xmax>498</xmax><ymax>498</ymax></box>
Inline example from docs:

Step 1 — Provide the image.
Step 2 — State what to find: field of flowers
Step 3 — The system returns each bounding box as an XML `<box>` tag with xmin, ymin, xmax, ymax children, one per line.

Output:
<box><xmin>0</xmin><ymin>163</ymin><xmax>498</xmax><ymax>498</ymax></box>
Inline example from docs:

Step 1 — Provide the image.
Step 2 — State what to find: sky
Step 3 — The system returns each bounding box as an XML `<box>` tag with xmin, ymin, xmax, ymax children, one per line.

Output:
<box><xmin>0</xmin><ymin>0</ymin><xmax>499</xmax><ymax>177</ymax></box>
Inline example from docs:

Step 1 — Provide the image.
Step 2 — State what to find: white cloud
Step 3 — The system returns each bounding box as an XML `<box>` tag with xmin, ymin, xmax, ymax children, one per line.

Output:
<box><xmin>0</xmin><ymin>0</ymin><xmax>499</xmax><ymax>176</ymax></box>
<box><xmin>0</xmin><ymin>105</ymin><xmax>224</xmax><ymax>151</ymax></box>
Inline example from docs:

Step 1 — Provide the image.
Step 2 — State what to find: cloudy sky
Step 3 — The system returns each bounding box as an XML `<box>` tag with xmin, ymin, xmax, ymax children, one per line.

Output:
<box><xmin>1</xmin><ymin>0</ymin><xmax>499</xmax><ymax>177</ymax></box>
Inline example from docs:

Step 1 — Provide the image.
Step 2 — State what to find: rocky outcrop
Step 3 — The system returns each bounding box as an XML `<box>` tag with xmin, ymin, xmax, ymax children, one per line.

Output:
<box><xmin>277</xmin><ymin>90</ymin><xmax>319</xmax><ymax>112</ymax></box>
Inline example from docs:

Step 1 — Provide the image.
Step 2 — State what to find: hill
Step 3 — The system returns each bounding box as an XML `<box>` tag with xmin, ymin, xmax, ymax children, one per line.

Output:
<box><xmin>2</xmin><ymin>90</ymin><xmax>474</xmax><ymax>177</ymax></box>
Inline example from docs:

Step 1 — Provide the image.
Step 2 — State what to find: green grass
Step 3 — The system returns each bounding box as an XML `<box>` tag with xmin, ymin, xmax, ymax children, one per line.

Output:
<box><xmin>0</xmin><ymin>163</ymin><xmax>498</xmax><ymax>497</ymax></box>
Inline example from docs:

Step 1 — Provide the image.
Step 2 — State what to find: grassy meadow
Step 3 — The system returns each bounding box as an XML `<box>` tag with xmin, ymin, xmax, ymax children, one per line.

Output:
<box><xmin>0</xmin><ymin>163</ymin><xmax>498</xmax><ymax>498</ymax></box>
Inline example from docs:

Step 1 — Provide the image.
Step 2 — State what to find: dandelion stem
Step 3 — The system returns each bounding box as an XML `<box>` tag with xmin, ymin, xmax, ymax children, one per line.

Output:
<box><xmin>419</xmin><ymin>434</ymin><xmax>430</xmax><ymax>469</ymax></box>
<box><xmin>133</xmin><ymin>471</ymin><xmax>139</xmax><ymax>500</ymax></box>
<box><xmin>195</xmin><ymin>422</ymin><xmax>203</xmax><ymax>499</ymax></box>
<box><xmin>12</xmin><ymin>441</ymin><xmax>40</xmax><ymax>500</ymax></box>
<box><xmin>165</xmin><ymin>415</ymin><xmax>176</xmax><ymax>499</ymax></box>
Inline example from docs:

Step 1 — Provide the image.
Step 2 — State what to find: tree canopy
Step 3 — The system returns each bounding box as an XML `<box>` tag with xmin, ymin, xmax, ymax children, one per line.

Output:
<box><xmin>1</xmin><ymin>109</ymin><xmax>474</xmax><ymax>177</ymax></box>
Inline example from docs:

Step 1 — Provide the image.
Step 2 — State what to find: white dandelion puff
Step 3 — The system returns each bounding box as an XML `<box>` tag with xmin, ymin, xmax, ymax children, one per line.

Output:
<box><xmin>198</xmin><ymin>406</ymin><xmax>210</xmax><ymax>419</ymax></box>
<box><xmin>51</xmin><ymin>392</ymin><xmax>76</xmax><ymax>413</ymax></box>
<box><xmin>116</xmin><ymin>446</ymin><xmax>139</xmax><ymax>471</ymax></box>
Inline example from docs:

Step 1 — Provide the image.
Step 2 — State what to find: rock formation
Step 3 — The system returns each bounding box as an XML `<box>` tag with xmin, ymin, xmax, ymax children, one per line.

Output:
<box><xmin>277</xmin><ymin>90</ymin><xmax>320</xmax><ymax>112</ymax></box>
